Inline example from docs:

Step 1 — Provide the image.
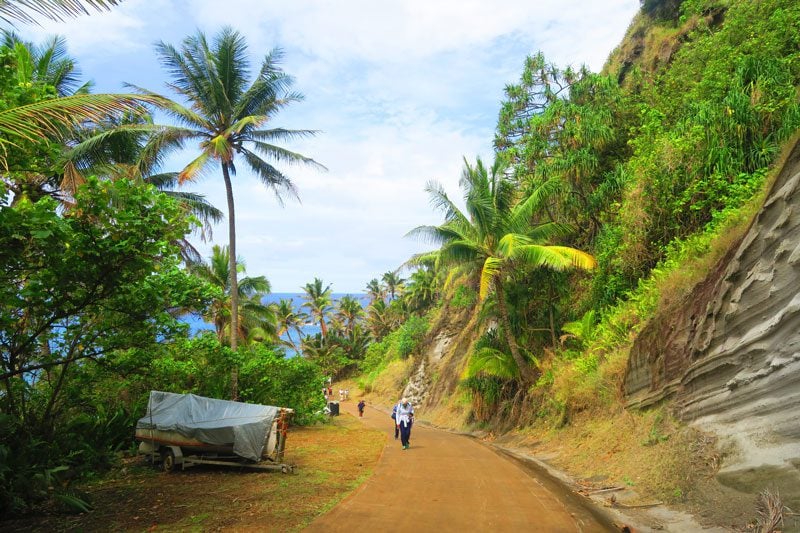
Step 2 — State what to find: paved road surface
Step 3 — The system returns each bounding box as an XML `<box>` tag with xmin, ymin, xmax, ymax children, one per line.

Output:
<box><xmin>305</xmin><ymin>401</ymin><xmax>613</xmax><ymax>532</ymax></box>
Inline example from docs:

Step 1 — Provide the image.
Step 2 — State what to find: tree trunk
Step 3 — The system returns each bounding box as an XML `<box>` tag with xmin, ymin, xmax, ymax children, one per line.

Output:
<box><xmin>548</xmin><ymin>287</ymin><xmax>557</xmax><ymax>348</ymax></box>
<box><xmin>222</xmin><ymin>164</ymin><xmax>239</xmax><ymax>400</ymax></box>
<box><xmin>495</xmin><ymin>286</ymin><xmax>536</xmax><ymax>383</ymax></box>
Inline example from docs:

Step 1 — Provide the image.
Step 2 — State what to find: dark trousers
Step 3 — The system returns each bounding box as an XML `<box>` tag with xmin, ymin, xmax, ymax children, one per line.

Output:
<box><xmin>399</xmin><ymin>422</ymin><xmax>412</xmax><ymax>446</ymax></box>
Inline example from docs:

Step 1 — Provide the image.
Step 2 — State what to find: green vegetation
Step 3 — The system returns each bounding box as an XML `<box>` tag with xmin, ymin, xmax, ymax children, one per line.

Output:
<box><xmin>2</xmin><ymin>0</ymin><xmax>800</xmax><ymax>524</ymax></box>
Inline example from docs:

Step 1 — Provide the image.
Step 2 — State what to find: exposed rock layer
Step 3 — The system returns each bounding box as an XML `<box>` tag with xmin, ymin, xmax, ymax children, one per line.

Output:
<box><xmin>624</xmin><ymin>140</ymin><xmax>800</xmax><ymax>508</ymax></box>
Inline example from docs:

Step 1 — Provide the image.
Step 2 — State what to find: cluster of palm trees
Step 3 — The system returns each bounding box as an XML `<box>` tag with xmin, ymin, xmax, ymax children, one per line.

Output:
<box><xmin>0</xmin><ymin>19</ymin><xmax>323</xmax><ymax>398</ymax></box>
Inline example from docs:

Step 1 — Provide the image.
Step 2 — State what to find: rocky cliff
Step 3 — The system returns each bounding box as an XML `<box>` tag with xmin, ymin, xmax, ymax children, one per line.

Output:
<box><xmin>624</xmin><ymin>139</ymin><xmax>800</xmax><ymax>508</ymax></box>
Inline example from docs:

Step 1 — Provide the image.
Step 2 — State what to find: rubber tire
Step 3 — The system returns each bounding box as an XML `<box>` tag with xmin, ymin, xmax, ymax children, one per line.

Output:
<box><xmin>160</xmin><ymin>448</ymin><xmax>176</xmax><ymax>473</ymax></box>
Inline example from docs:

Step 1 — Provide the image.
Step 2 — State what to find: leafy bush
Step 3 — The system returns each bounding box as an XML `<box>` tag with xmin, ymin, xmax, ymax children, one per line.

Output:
<box><xmin>396</xmin><ymin>315</ymin><xmax>429</xmax><ymax>358</ymax></box>
<box><xmin>239</xmin><ymin>345</ymin><xmax>326</xmax><ymax>425</ymax></box>
<box><xmin>450</xmin><ymin>285</ymin><xmax>477</xmax><ymax>308</ymax></box>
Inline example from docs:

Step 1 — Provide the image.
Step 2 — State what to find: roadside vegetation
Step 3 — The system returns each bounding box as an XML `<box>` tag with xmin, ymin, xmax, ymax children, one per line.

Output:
<box><xmin>2</xmin><ymin>0</ymin><xmax>799</xmax><ymax>527</ymax></box>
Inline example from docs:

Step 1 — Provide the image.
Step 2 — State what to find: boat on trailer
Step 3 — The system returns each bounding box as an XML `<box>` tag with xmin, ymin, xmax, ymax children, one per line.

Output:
<box><xmin>135</xmin><ymin>391</ymin><xmax>295</xmax><ymax>473</ymax></box>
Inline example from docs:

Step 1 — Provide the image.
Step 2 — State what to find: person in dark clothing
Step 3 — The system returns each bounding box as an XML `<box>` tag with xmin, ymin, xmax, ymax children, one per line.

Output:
<box><xmin>395</xmin><ymin>398</ymin><xmax>414</xmax><ymax>450</ymax></box>
<box><xmin>357</xmin><ymin>399</ymin><xmax>365</xmax><ymax>417</ymax></box>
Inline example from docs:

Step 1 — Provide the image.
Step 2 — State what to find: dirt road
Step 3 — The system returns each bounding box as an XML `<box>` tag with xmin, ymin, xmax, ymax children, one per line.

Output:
<box><xmin>305</xmin><ymin>401</ymin><xmax>614</xmax><ymax>532</ymax></box>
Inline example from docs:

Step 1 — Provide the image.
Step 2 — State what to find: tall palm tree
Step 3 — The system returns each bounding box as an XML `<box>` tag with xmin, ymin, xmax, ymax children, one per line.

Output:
<box><xmin>138</xmin><ymin>28</ymin><xmax>323</xmax><ymax>397</ymax></box>
<box><xmin>190</xmin><ymin>245</ymin><xmax>276</xmax><ymax>346</ymax></box>
<box><xmin>301</xmin><ymin>277</ymin><xmax>332</xmax><ymax>338</ymax></box>
<box><xmin>381</xmin><ymin>270</ymin><xmax>404</xmax><ymax>301</ymax></box>
<box><xmin>409</xmin><ymin>156</ymin><xmax>596</xmax><ymax>382</ymax></box>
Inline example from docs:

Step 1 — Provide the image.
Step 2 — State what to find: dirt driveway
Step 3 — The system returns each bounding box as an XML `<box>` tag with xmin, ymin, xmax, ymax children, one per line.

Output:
<box><xmin>306</xmin><ymin>401</ymin><xmax>615</xmax><ymax>532</ymax></box>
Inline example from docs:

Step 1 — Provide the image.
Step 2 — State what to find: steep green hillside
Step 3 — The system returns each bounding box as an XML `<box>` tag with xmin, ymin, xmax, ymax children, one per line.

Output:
<box><xmin>360</xmin><ymin>0</ymin><xmax>800</xmax><ymax>528</ymax></box>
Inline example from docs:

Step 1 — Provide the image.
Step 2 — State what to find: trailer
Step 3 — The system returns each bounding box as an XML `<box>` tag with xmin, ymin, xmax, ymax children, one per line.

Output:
<box><xmin>135</xmin><ymin>391</ymin><xmax>295</xmax><ymax>473</ymax></box>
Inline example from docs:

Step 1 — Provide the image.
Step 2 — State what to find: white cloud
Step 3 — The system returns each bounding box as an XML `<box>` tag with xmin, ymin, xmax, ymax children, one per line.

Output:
<box><xmin>12</xmin><ymin>0</ymin><xmax>641</xmax><ymax>291</ymax></box>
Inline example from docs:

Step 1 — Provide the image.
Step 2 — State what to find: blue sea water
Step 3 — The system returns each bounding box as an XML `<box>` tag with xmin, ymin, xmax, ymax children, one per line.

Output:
<box><xmin>182</xmin><ymin>293</ymin><xmax>369</xmax><ymax>355</ymax></box>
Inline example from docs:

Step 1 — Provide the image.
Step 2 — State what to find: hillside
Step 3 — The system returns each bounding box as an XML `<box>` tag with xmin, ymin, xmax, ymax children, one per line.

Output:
<box><xmin>359</xmin><ymin>1</ymin><xmax>800</xmax><ymax>530</ymax></box>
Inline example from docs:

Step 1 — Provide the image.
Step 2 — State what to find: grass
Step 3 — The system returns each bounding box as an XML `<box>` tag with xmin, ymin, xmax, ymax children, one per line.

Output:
<box><xmin>1</xmin><ymin>415</ymin><xmax>385</xmax><ymax>532</ymax></box>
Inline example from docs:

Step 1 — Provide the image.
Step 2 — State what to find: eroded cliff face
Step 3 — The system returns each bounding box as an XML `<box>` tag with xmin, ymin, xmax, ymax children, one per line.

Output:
<box><xmin>401</xmin><ymin>296</ymin><xmax>479</xmax><ymax>416</ymax></box>
<box><xmin>624</xmin><ymin>140</ymin><xmax>800</xmax><ymax>508</ymax></box>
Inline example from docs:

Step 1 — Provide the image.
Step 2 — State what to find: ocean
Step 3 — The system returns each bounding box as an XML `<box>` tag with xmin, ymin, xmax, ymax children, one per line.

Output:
<box><xmin>182</xmin><ymin>293</ymin><xmax>370</xmax><ymax>355</ymax></box>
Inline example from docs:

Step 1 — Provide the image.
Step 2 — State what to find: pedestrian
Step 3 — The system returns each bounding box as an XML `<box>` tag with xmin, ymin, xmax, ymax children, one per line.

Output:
<box><xmin>328</xmin><ymin>386</ymin><xmax>333</xmax><ymax>397</ymax></box>
<box><xmin>395</xmin><ymin>397</ymin><xmax>414</xmax><ymax>450</ymax></box>
<box><xmin>391</xmin><ymin>402</ymin><xmax>399</xmax><ymax>439</ymax></box>
<box><xmin>339</xmin><ymin>389</ymin><xmax>344</xmax><ymax>401</ymax></box>
<box><xmin>345</xmin><ymin>388</ymin><xmax>349</xmax><ymax>400</ymax></box>
<box><xmin>357</xmin><ymin>399</ymin><xmax>365</xmax><ymax>417</ymax></box>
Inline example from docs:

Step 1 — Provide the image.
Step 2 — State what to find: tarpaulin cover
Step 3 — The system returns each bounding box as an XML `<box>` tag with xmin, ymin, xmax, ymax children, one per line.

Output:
<box><xmin>136</xmin><ymin>391</ymin><xmax>279</xmax><ymax>462</ymax></box>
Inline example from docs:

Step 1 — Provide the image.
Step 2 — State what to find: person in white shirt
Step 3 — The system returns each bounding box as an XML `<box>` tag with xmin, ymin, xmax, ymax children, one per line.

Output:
<box><xmin>395</xmin><ymin>398</ymin><xmax>414</xmax><ymax>450</ymax></box>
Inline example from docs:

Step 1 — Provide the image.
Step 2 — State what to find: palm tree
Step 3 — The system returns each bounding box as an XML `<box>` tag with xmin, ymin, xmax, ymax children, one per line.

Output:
<box><xmin>138</xmin><ymin>28</ymin><xmax>323</xmax><ymax>397</ymax></box>
<box><xmin>61</xmin><ymin>113</ymin><xmax>224</xmax><ymax>263</ymax></box>
<box><xmin>366</xmin><ymin>298</ymin><xmax>400</xmax><ymax>340</ymax></box>
<box><xmin>2</xmin><ymin>31</ymin><xmax>88</xmax><ymax>96</ymax></box>
<box><xmin>381</xmin><ymin>271</ymin><xmax>404</xmax><ymax>301</ymax></box>
<box><xmin>301</xmin><ymin>277</ymin><xmax>332</xmax><ymax>338</ymax></box>
<box><xmin>404</xmin><ymin>264</ymin><xmax>438</xmax><ymax>312</ymax></box>
<box><xmin>409</xmin><ymin>156</ymin><xmax>596</xmax><ymax>382</ymax></box>
<box><xmin>335</xmin><ymin>295</ymin><xmax>364</xmax><ymax>336</ymax></box>
<box><xmin>190</xmin><ymin>245</ymin><xmax>276</xmax><ymax>346</ymax></box>
<box><xmin>0</xmin><ymin>36</ymin><xmax>165</xmax><ymax>205</ymax></box>
<box><xmin>275</xmin><ymin>298</ymin><xmax>306</xmax><ymax>351</ymax></box>
<box><xmin>365</xmin><ymin>278</ymin><xmax>384</xmax><ymax>304</ymax></box>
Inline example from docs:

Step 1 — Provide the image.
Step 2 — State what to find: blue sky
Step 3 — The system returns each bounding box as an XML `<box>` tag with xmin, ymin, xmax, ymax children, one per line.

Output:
<box><xmin>20</xmin><ymin>0</ymin><xmax>640</xmax><ymax>292</ymax></box>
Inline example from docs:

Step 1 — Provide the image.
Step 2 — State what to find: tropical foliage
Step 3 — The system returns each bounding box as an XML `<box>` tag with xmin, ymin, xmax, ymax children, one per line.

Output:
<box><xmin>140</xmin><ymin>27</ymin><xmax>323</xmax><ymax>397</ymax></box>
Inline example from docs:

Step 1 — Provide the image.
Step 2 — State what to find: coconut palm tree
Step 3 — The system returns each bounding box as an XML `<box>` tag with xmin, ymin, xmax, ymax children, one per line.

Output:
<box><xmin>61</xmin><ymin>112</ymin><xmax>223</xmax><ymax>263</ymax></box>
<box><xmin>404</xmin><ymin>263</ymin><xmax>438</xmax><ymax>312</ymax></box>
<box><xmin>2</xmin><ymin>31</ymin><xmax>89</xmax><ymax>96</ymax></box>
<box><xmin>409</xmin><ymin>156</ymin><xmax>596</xmax><ymax>382</ymax></box>
<box><xmin>275</xmin><ymin>298</ymin><xmax>306</xmax><ymax>351</ymax></box>
<box><xmin>137</xmin><ymin>28</ymin><xmax>323</xmax><ymax>393</ymax></box>
<box><xmin>365</xmin><ymin>278</ymin><xmax>384</xmax><ymax>304</ymax></box>
<box><xmin>335</xmin><ymin>295</ymin><xmax>364</xmax><ymax>336</ymax></box>
<box><xmin>0</xmin><ymin>36</ymin><xmax>163</xmax><ymax>204</ymax></box>
<box><xmin>301</xmin><ymin>277</ymin><xmax>332</xmax><ymax>338</ymax></box>
<box><xmin>381</xmin><ymin>271</ymin><xmax>404</xmax><ymax>301</ymax></box>
<box><xmin>190</xmin><ymin>245</ymin><xmax>276</xmax><ymax>346</ymax></box>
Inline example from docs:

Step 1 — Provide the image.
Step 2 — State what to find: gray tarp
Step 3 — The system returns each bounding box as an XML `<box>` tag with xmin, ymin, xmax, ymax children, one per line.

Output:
<box><xmin>136</xmin><ymin>391</ymin><xmax>279</xmax><ymax>462</ymax></box>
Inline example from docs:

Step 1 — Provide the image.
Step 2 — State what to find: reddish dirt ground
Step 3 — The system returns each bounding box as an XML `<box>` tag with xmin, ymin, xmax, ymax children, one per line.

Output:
<box><xmin>306</xmin><ymin>401</ymin><xmax>615</xmax><ymax>532</ymax></box>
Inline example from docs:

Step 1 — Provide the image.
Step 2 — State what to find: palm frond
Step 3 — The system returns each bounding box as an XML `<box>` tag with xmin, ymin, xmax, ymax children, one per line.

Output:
<box><xmin>178</xmin><ymin>150</ymin><xmax>213</xmax><ymax>183</ymax></box>
<box><xmin>0</xmin><ymin>93</ymin><xmax>158</xmax><ymax>143</ymax></box>
<box><xmin>247</xmin><ymin>138</ymin><xmax>327</xmax><ymax>171</ymax></box>
<box><xmin>239</xmin><ymin>147</ymin><xmax>299</xmax><ymax>204</ymax></box>
<box><xmin>0</xmin><ymin>0</ymin><xmax>122</xmax><ymax>25</ymax></box>
<box><xmin>466</xmin><ymin>347</ymin><xmax>519</xmax><ymax>379</ymax></box>
<box><xmin>479</xmin><ymin>257</ymin><xmax>503</xmax><ymax>300</ymax></box>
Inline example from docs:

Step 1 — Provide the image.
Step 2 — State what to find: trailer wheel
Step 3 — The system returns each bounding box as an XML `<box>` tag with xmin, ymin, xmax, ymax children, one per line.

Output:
<box><xmin>160</xmin><ymin>448</ymin><xmax>176</xmax><ymax>473</ymax></box>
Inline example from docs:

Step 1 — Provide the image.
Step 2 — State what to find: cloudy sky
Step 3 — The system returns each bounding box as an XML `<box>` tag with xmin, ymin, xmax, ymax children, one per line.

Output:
<box><xmin>21</xmin><ymin>0</ymin><xmax>639</xmax><ymax>292</ymax></box>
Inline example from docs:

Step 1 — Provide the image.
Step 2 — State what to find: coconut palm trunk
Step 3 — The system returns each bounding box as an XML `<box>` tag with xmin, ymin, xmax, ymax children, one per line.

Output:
<box><xmin>494</xmin><ymin>283</ymin><xmax>535</xmax><ymax>383</ymax></box>
<box><xmin>222</xmin><ymin>163</ymin><xmax>240</xmax><ymax>398</ymax></box>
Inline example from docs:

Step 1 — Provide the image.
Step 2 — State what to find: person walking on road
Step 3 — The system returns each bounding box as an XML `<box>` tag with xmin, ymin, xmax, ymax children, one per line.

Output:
<box><xmin>396</xmin><ymin>398</ymin><xmax>414</xmax><ymax>450</ymax></box>
<box><xmin>357</xmin><ymin>399</ymin><xmax>365</xmax><ymax>417</ymax></box>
